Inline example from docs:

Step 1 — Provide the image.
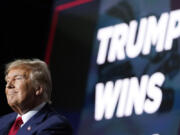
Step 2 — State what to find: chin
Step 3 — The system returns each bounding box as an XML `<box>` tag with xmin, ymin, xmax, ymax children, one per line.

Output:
<box><xmin>7</xmin><ymin>100</ymin><xmax>17</xmax><ymax>107</ymax></box>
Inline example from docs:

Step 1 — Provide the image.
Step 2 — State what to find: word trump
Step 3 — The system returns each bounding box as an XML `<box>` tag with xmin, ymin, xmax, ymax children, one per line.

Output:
<box><xmin>95</xmin><ymin>72</ymin><xmax>165</xmax><ymax>121</ymax></box>
<box><xmin>97</xmin><ymin>9</ymin><xmax>180</xmax><ymax>65</ymax></box>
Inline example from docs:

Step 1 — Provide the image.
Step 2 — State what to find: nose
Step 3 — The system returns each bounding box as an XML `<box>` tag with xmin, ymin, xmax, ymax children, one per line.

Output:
<box><xmin>6</xmin><ymin>80</ymin><xmax>15</xmax><ymax>89</ymax></box>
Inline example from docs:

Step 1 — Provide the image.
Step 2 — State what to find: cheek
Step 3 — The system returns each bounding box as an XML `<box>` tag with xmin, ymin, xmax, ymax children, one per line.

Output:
<box><xmin>15</xmin><ymin>80</ymin><xmax>34</xmax><ymax>98</ymax></box>
<box><xmin>15</xmin><ymin>81</ymin><xmax>24</xmax><ymax>89</ymax></box>
<box><xmin>15</xmin><ymin>80</ymin><xmax>28</xmax><ymax>91</ymax></box>
<box><xmin>20</xmin><ymin>84</ymin><xmax>34</xmax><ymax>98</ymax></box>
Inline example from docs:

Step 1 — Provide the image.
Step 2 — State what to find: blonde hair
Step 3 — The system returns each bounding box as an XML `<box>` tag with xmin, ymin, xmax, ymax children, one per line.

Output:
<box><xmin>5</xmin><ymin>59</ymin><xmax>52</xmax><ymax>103</ymax></box>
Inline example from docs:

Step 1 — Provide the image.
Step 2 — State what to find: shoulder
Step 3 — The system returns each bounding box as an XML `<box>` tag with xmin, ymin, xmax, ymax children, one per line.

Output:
<box><xmin>40</xmin><ymin>104</ymin><xmax>71</xmax><ymax>124</ymax></box>
<box><xmin>44</xmin><ymin>108</ymin><xmax>71</xmax><ymax>127</ymax></box>
<box><xmin>0</xmin><ymin>112</ymin><xmax>16</xmax><ymax>122</ymax></box>
<box><xmin>0</xmin><ymin>112</ymin><xmax>16</xmax><ymax>133</ymax></box>
<box><xmin>33</xmin><ymin>104</ymin><xmax>73</xmax><ymax>135</ymax></box>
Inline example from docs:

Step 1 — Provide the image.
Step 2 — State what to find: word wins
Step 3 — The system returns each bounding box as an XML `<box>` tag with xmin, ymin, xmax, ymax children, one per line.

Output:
<box><xmin>95</xmin><ymin>72</ymin><xmax>165</xmax><ymax>121</ymax></box>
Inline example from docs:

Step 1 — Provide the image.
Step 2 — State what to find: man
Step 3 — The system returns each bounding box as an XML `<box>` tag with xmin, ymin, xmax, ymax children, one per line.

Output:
<box><xmin>0</xmin><ymin>59</ymin><xmax>72</xmax><ymax>135</ymax></box>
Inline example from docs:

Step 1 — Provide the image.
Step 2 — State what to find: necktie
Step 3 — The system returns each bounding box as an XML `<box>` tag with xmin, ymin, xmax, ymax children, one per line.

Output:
<box><xmin>8</xmin><ymin>116</ymin><xmax>23</xmax><ymax>135</ymax></box>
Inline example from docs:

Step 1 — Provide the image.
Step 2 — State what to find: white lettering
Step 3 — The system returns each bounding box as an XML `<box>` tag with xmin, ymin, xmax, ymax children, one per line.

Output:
<box><xmin>94</xmin><ymin>72</ymin><xmax>165</xmax><ymax>121</ymax></box>
<box><xmin>116</xmin><ymin>79</ymin><xmax>129</xmax><ymax>117</ymax></box>
<box><xmin>143</xmin><ymin>13</ymin><xmax>169</xmax><ymax>54</ymax></box>
<box><xmin>144</xmin><ymin>72</ymin><xmax>165</xmax><ymax>113</ymax></box>
<box><xmin>95</xmin><ymin>81</ymin><xmax>121</xmax><ymax>120</ymax></box>
<box><xmin>125</xmin><ymin>75</ymin><xmax>149</xmax><ymax>116</ymax></box>
<box><xmin>126</xmin><ymin>18</ymin><xmax>147</xmax><ymax>58</ymax></box>
<box><xmin>96</xmin><ymin>9</ymin><xmax>180</xmax><ymax>65</ymax></box>
<box><xmin>96</xmin><ymin>26</ymin><xmax>113</xmax><ymax>65</ymax></box>
<box><xmin>108</xmin><ymin>23</ymin><xmax>128</xmax><ymax>62</ymax></box>
<box><xmin>165</xmin><ymin>9</ymin><xmax>180</xmax><ymax>50</ymax></box>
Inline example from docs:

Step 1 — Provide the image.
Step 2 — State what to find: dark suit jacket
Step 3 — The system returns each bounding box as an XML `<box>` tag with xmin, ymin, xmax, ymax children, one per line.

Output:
<box><xmin>0</xmin><ymin>104</ymin><xmax>72</xmax><ymax>135</ymax></box>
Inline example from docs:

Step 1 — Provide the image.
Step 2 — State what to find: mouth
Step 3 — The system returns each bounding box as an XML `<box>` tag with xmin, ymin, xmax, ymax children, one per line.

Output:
<box><xmin>6</xmin><ymin>90</ymin><xmax>18</xmax><ymax>95</ymax></box>
<box><xmin>7</xmin><ymin>93</ymin><xmax>17</xmax><ymax>95</ymax></box>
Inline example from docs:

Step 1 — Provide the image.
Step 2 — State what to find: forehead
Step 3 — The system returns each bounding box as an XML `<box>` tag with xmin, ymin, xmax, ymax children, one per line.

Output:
<box><xmin>6</xmin><ymin>67</ymin><xmax>30</xmax><ymax>78</ymax></box>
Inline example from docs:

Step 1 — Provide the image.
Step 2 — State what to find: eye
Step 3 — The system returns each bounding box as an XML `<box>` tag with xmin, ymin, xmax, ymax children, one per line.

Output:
<box><xmin>15</xmin><ymin>76</ymin><xmax>24</xmax><ymax>80</ymax></box>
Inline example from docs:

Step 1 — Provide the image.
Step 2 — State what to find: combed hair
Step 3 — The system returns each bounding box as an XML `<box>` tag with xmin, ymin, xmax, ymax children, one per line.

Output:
<box><xmin>5</xmin><ymin>59</ymin><xmax>52</xmax><ymax>103</ymax></box>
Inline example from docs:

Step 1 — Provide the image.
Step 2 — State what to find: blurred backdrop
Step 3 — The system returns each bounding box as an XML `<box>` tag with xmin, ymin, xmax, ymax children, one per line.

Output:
<box><xmin>1</xmin><ymin>0</ymin><xmax>180</xmax><ymax>135</ymax></box>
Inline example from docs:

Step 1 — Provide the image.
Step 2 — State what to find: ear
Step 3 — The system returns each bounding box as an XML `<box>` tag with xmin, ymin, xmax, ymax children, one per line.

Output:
<box><xmin>35</xmin><ymin>87</ymin><xmax>43</xmax><ymax>96</ymax></box>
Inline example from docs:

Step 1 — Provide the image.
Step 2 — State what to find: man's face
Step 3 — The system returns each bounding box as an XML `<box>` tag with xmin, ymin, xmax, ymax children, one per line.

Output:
<box><xmin>5</xmin><ymin>68</ymin><xmax>35</xmax><ymax>109</ymax></box>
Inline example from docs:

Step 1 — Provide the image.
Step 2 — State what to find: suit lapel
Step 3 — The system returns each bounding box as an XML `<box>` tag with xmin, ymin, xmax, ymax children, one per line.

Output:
<box><xmin>16</xmin><ymin>104</ymin><xmax>51</xmax><ymax>135</ymax></box>
<box><xmin>0</xmin><ymin>112</ymin><xmax>17</xmax><ymax>135</ymax></box>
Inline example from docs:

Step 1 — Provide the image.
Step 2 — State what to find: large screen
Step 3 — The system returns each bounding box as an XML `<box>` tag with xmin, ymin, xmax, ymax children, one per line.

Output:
<box><xmin>47</xmin><ymin>0</ymin><xmax>180</xmax><ymax>135</ymax></box>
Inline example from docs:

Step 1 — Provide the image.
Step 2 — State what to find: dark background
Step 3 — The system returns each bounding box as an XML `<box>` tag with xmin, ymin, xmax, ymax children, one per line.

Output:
<box><xmin>0</xmin><ymin>0</ymin><xmax>97</xmax><ymax>121</ymax></box>
<box><xmin>0</xmin><ymin>0</ymin><xmax>53</xmax><ymax>115</ymax></box>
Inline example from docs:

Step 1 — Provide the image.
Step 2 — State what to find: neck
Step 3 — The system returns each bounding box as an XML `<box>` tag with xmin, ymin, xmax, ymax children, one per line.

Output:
<box><xmin>12</xmin><ymin>100</ymin><xmax>45</xmax><ymax>115</ymax></box>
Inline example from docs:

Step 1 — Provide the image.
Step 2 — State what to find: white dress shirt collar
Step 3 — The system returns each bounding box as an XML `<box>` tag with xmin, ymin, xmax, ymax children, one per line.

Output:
<box><xmin>17</xmin><ymin>102</ymin><xmax>46</xmax><ymax>127</ymax></box>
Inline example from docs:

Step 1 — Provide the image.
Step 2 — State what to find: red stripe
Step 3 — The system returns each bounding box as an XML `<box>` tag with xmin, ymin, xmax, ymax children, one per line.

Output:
<box><xmin>45</xmin><ymin>0</ymin><xmax>93</xmax><ymax>64</ymax></box>
<box><xmin>45</xmin><ymin>11</ymin><xmax>59</xmax><ymax>64</ymax></box>
<box><xmin>56</xmin><ymin>0</ymin><xmax>92</xmax><ymax>12</ymax></box>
